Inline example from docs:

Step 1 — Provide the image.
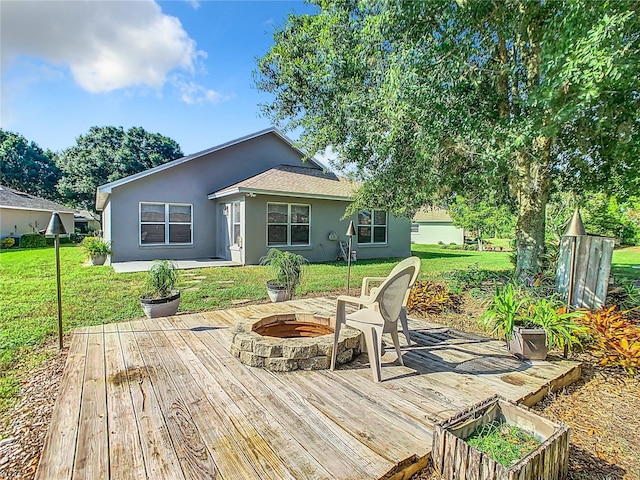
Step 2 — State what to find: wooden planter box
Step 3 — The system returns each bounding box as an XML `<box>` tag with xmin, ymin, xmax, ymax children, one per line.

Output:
<box><xmin>432</xmin><ymin>395</ymin><xmax>569</xmax><ymax>480</ymax></box>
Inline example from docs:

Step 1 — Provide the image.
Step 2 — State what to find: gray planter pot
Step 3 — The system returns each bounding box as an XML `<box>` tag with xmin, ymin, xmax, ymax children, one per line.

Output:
<box><xmin>140</xmin><ymin>291</ymin><xmax>181</xmax><ymax>318</ymax></box>
<box><xmin>266</xmin><ymin>281</ymin><xmax>290</xmax><ymax>302</ymax></box>
<box><xmin>90</xmin><ymin>254</ymin><xmax>107</xmax><ymax>266</ymax></box>
<box><xmin>507</xmin><ymin>327</ymin><xmax>549</xmax><ymax>361</ymax></box>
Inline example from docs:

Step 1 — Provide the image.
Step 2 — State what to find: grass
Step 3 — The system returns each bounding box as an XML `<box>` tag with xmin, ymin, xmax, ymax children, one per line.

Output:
<box><xmin>611</xmin><ymin>246</ymin><xmax>640</xmax><ymax>282</ymax></box>
<box><xmin>466</xmin><ymin>420</ymin><xmax>540</xmax><ymax>467</ymax></box>
<box><xmin>0</xmin><ymin>243</ymin><xmax>635</xmax><ymax>418</ymax></box>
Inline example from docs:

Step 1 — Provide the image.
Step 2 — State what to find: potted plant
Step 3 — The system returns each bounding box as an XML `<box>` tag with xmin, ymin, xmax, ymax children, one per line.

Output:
<box><xmin>140</xmin><ymin>260</ymin><xmax>181</xmax><ymax>318</ymax></box>
<box><xmin>81</xmin><ymin>236</ymin><xmax>111</xmax><ymax>265</ymax></box>
<box><xmin>259</xmin><ymin>249</ymin><xmax>308</xmax><ymax>302</ymax></box>
<box><xmin>480</xmin><ymin>283</ymin><xmax>582</xmax><ymax>360</ymax></box>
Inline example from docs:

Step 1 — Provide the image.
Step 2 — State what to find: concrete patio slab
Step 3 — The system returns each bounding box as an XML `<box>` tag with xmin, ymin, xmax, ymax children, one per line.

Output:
<box><xmin>110</xmin><ymin>258</ymin><xmax>241</xmax><ymax>273</ymax></box>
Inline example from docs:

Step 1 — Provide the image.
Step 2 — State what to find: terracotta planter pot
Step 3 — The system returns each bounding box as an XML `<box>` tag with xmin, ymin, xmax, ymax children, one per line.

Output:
<box><xmin>140</xmin><ymin>291</ymin><xmax>181</xmax><ymax>318</ymax></box>
<box><xmin>507</xmin><ymin>327</ymin><xmax>548</xmax><ymax>361</ymax></box>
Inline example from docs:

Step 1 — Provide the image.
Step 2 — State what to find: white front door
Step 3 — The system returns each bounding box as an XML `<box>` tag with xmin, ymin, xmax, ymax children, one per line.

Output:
<box><xmin>229</xmin><ymin>201</ymin><xmax>243</xmax><ymax>264</ymax></box>
<box><xmin>216</xmin><ymin>203</ymin><xmax>231</xmax><ymax>260</ymax></box>
<box><xmin>216</xmin><ymin>201</ymin><xmax>243</xmax><ymax>263</ymax></box>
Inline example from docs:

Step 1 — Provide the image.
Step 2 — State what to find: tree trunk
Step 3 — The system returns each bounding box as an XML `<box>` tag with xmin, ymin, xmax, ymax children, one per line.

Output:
<box><xmin>514</xmin><ymin>139</ymin><xmax>552</xmax><ymax>281</ymax></box>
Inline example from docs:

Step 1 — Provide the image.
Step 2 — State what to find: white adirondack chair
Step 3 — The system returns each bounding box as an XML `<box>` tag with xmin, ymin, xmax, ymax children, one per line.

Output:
<box><xmin>330</xmin><ymin>258</ymin><xmax>418</xmax><ymax>382</ymax></box>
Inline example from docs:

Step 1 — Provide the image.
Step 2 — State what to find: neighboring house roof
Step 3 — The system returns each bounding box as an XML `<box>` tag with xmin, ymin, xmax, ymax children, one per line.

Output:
<box><xmin>0</xmin><ymin>185</ymin><xmax>74</xmax><ymax>213</ymax></box>
<box><xmin>413</xmin><ymin>207</ymin><xmax>454</xmax><ymax>223</ymax></box>
<box><xmin>208</xmin><ymin>165</ymin><xmax>358</xmax><ymax>201</ymax></box>
<box><xmin>74</xmin><ymin>209</ymin><xmax>100</xmax><ymax>222</ymax></box>
<box><xmin>95</xmin><ymin>128</ymin><xmax>323</xmax><ymax>210</ymax></box>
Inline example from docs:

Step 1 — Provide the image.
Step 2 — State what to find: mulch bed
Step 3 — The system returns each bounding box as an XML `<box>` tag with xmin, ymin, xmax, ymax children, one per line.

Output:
<box><xmin>410</xmin><ymin>297</ymin><xmax>640</xmax><ymax>480</ymax></box>
<box><xmin>1</xmin><ymin>295</ymin><xmax>639</xmax><ymax>480</ymax></box>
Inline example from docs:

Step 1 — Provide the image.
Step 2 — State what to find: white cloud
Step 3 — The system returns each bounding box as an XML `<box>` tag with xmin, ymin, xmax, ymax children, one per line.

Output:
<box><xmin>172</xmin><ymin>77</ymin><xmax>234</xmax><ymax>105</ymax></box>
<box><xmin>1</xmin><ymin>0</ymin><xmax>203</xmax><ymax>93</ymax></box>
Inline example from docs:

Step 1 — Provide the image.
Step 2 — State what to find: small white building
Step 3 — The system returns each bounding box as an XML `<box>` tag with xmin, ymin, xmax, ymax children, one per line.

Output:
<box><xmin>411</xmin><ymin>208</ymin><xmax>464</xmax><ymax>245</ymax></box>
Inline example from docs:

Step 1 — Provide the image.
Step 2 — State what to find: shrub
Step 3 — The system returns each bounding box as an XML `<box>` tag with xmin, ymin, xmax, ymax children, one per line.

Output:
<box><xmin>448</xmin><ymin>262</ymin><xmax>493</xmax><ymax>291</ymax></box>
<box><xmin>407</xmin><ymin>280</ymin><xmax>463</xmax><ymax>316</ymax></box>
<box><xmin>143</xmin><ymin>260</ymin><xmax>179</xmax><ymax>299</ymax></box>
<box><xmin>260</xmin><ymin>249</ymin><xmax>308</xmax><ymax>298</ymax></box>
<box><xmin>1</xmin><ymin>237</ymin><xmax>15</xmax><ymax>249</ymax></box>
<box><xmin>81</xmin><ymin>236</ymin><xmax>111</xmax><ymax>256</ymax></box>
<box><xmin>578</xmin><ymin>306</ymin><xmax>640</xmax><ymax>376</ymax></box>
<box><xmin>19</xmin><ymin>233</ymin><xmax>46</xmax><ymax>248</ymax></box>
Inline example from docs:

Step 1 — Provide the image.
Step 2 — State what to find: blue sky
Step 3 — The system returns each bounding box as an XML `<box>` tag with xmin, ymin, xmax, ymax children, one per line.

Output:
<box><xmin>1</xmin><ymin>0</ymin><xmax>317</xmax><ymax>156</ymax></box>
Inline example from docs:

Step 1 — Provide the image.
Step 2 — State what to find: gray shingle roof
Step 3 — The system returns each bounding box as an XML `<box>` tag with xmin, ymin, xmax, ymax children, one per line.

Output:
<box><xmin>0</xmin><ymin>185</ymin><xmax>74</xmax><ymax>213</ymax></box>
<box><xmin>209</xmin><ymin>165</ymin><xmax>358</xmax><ymax>200</ymax></box>
<box><xmin>413</xmin><ymin>207</ymin><xmax>454</xmax><ymax>222</ymax></box>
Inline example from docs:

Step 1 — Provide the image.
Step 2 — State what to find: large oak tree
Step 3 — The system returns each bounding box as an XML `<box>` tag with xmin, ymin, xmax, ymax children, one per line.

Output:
<box><xmin>56</xmin><ymin>126</ymin><xmax>183</xmax><ymax>209</ymax></box>
<box><xmin>256</xmin><ymin>0</ymin><xmax>640</xmax><ymax>278</ymax></box>
<box><xmin>0</xmin><ymin>129</ymin><xmax>61</xmax><ymax>201</ymax></box>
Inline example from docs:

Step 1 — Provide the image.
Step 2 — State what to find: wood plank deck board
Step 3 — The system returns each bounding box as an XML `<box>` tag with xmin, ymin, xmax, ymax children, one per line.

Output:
<box><xmin>37</xmin><ymin>297</ymin><xmax>581</xmax><ymax>480</ymax></box>
<box><xmin>174</xmin><ymin>313</ymin><xmax>394</xmax><ymax>478</ymax></box>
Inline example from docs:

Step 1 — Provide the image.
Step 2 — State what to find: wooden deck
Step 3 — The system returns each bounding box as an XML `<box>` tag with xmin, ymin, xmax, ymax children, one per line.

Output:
<box><xmin>36</xmin><ymin>298</ymin><xmax>581</xmax><ymax>480</ymax></box>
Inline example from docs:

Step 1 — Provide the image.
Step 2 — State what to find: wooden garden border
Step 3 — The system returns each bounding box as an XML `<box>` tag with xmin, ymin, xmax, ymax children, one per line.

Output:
<box><xmin>431</xmin><ymin>395</ymin><xmax>570</xmax><ymax>480</ymax></box>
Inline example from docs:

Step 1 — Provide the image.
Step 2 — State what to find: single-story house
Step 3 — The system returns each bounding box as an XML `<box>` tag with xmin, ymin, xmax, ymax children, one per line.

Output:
<box><xmin>74</xmin><ymin>209</ymin><xmax>101</xmax><ymax>234</ymax></box>
<box><xmin>96</xmin><ymin>128</ymin><xmax>411</xmax><ymax>265</ymax></box>
<box><xmin>0</xmin><ymin>185</ymin><xmax>74</xmax><ymax>239</ymax></box>
<box><xmin>411</xmin><ymin>208</ymin><xmax>464</xmax><ymax>245</ymax></box>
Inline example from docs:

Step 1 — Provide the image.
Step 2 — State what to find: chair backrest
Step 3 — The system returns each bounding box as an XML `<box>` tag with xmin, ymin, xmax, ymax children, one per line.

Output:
<box><xmin>370</xmin><ymin>262</ymin><xmax>416</xmax><ymax>325</ymax></box>
<box><xmin>385</xmin><ymin>256</ymin><xmax>421</xmax><ymax>305</ymax></box>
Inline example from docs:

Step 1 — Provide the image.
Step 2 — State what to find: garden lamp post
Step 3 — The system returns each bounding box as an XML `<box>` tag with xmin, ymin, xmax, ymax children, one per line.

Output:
<box><xmin>563</xmin><ymin>208</ymin><xmax>586</xmax><ymax>309</ymax></box>
<box><xmin>45</xmin><ymin>212</ymin><xmax>67</xmax><ymax>349</ymax></box>
<box><xmin>346</xmin><ymin>220</ymin><xmax>356</xmax><ymax>294</ymax></box>
<box><xmin>562</xmin><ymin>208</ymin><xmax>585</xmax><ymax>358</ymax></box>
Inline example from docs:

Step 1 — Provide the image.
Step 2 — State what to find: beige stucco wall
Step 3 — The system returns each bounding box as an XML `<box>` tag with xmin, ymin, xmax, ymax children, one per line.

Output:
<box><xmin>411</xmin><ymin>222</ymin><xmax>464</xmax><ymax>245</ymax></box>
<box><xmin>0</xmin><ymin>208</ymin><xmax>74</xmax><ymax>238</ymax></box>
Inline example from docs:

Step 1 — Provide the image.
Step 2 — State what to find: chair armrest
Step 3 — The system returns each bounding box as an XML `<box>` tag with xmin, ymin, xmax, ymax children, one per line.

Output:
<box><xmin>361</xmin><ymin>276</ymin><xmax>386</xmax><ymax>296</ymax></box>
<box><xmin>337</xmin><ymin>294</ymin><xmax>371</xmax><ymax>306</ymax></box>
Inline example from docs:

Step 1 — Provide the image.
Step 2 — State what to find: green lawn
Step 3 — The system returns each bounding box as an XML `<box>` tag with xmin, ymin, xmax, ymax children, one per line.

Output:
<box><xmin>0</xmin><ymin>243</ymin><xmax>636</xmax><ymax>416</ymax></box>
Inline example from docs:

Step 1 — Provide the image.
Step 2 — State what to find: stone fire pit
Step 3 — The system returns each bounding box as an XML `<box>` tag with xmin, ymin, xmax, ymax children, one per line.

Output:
<box><xmin>230</xmin><ymin>312</ymin><xmax>362</xmax><ymax>372</ymax></box>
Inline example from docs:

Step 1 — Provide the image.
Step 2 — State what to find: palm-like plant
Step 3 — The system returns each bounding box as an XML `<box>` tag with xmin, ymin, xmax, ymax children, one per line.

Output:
<box><xmin>527</xmin><ymin>298</ymin><xmax>585</xmax><ymax>351</ymax></box>
<box><xmin>260</xmin><ymin>249</ymin><xmax>308</xmax><ymax>298</ymax></box>
<box><xmin>143</xmin><ymin>260</ymin><xmax>179</xmax><ymax>299</ymax></box>
<box><xmin>479</xmin><ymin>283</ymin><xmax>530</xmax><ymax>339</ymax></box>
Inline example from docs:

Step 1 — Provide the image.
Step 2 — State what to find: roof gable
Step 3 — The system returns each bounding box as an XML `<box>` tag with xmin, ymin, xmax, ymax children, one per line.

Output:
<box><xmin>0</xmin><ymin>185</ymin><xmax>74</xmax><ymax>213</ymax></box>
<box><xmin>96</xmin><ymin>128</ymin><xmax>321</xmax><ymax>210</ymax></box>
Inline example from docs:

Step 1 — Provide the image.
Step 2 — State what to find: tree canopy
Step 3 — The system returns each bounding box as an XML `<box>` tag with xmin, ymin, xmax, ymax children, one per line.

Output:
<box><xmin>0</xmin><ymin>129</ymin><xmax>61</xmax><ymax>200</ymax></box>
<box><xmin>256</xmin><ymin>0</ymin><xmax>640</xmax><ymax>277</ymax></box>
<box><xmin>56</xmin><ymin>126</ymin><xmax>183</xmax><ymax>209</ymax></box>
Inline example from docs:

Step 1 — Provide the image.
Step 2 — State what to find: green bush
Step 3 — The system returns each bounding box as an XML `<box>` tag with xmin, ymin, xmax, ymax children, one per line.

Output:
<box><xmin>19</xmin><ymin>233</ymin><xmax>46</xmax><ymax>248</ymax></box>
<box><xmin>1</xmin><ymin>237</ymin><xmax>15</xmax><ymax>249</ymax></box>
<box><xmin>81</xmin><ymin>236</ymin><xmax>111</xmax><ymax>256</ymax></box>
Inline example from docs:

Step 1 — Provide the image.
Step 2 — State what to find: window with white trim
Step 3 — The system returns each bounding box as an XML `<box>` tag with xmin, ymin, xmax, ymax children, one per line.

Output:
<box><xmin>267</xmin><ymin>203</ymin><xmax>310</xmax><ymax>246</ymax></box>
<box><xmin>357</xmin><ymin>209</ymin><xmax>387</xmax><ymax>244</ymax></box>
<box><xmin>140</xmin><ymin>203</ymin><xmax>192</xmax><ymax>245</ymax></box>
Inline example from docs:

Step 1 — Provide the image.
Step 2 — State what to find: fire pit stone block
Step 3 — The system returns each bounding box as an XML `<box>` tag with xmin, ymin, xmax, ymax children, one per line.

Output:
<box><xmin>231</xmin><ymin>312</ymin><xmax>362</xmax><ymax>372</ymax></box>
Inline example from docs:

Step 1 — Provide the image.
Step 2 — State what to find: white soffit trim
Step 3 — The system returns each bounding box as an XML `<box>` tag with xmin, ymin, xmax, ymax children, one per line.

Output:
<box><xmin>208</xmin><ymin>187</ymin><xmax>352</xmax><ymax>202</ymax></box>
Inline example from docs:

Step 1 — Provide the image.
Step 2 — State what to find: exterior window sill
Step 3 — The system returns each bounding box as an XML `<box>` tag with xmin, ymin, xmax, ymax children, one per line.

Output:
<box><xmin>267</xmin><ymin>245</ymin><xmax>313</xmax><ymax>250</ymax></box>
<box><xmin>139</xmin><ymin>244</ymin><xmax>194</xmax><ymax>249</ymax></box>
<box><xmin>357</xmin><ymin>243</ymin><xmax>388</xmax><ymax>248</ymax></box>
